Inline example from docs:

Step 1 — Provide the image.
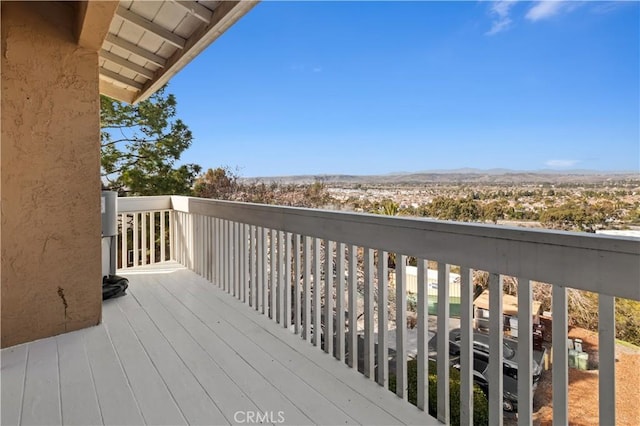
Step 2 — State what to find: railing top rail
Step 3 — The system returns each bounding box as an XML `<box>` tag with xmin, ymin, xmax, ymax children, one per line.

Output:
<box><xmin>117</xmin><ymin>195</ymin><xmax>172</xmax><ymax>213</ymax></box>
<box><xmin>171</xmin><ymin>196</ymin><xmax>639</xmax><ymax>300</ymax></box>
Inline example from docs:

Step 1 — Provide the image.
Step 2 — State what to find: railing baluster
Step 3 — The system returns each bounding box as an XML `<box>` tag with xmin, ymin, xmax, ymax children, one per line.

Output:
<box><xmin>168</xmin><ymin>210</ymin><xmax>174</xmax><ymax>261</ymax></box>
<box><xmin>599</xmin><ymin>294</ymin><xmax>616</xmax><ymax>426</ymax></box>
<box><xmin>261</xmin><ymin>227</ymin><xmax>268</xmax><ymax>314</ymax></box>
<box><xmin>256</xmin><ymin>227</ymin><xmax>264</xmax><ymax>312</ymax></box>
<box><xmin>336</xmin><ymin>243</ymin><xmax>346</xmax><ymax>361</ymax></box>
<box><xmin>348</xmin><ymin>245</ymin><xmax>358</xmax><ymax>369</ymax></box>
<box><xmin>284</xmin><ymin>232</ymin><xmax>292</xmax><ymax>328</ymax></box>
<box><xmin>313</xmin><ymin>238</ymin><xmax>322</xmax><ymax>347</ymax></box>
<box><xmin>324</xmin><ymin>240</ymin><xmax>334</xmax><ymax>355</ymax></box>
<box><xmin>243</xmin><ymin>224</ymin><xmax>249</xmax><ymax>304</ymax></box>
<box><xmin>364</xmin><ymin>247</ymin><xmax>374</xmax><ymax>379</ymax></box>
<box><xmin>517</xmin><ymin>277</ymin><xmax>533</xmax><ymax>426</ymax></box>
<box><xmin>278</xmin><ymin>231</ymin><xmax>285</xmax><ymax>324</ymax></box>
<box><xmin>224</xmin><ymin>220</ymin><xmax>230</xmax><ymax>293</ymax></box>
<box><xmin>303</xmin><ymin>236</ymin><xmax>312</xmax><ymax>341</ymax></box>
<box><xmin>160</xmin><ymin>211</ymin><xmax>166</xmax><ymax>262</ymax></box>
<box><xmin>417</xmin><ymin>258</ymin><xmax>428</xmax><ymax>411</ymax></box>
<box><xmin>120</xmin><ymin>214</ymin><xmax>128</xmax><ymax>269</ymax></box>
<box><xmin>150</xmin><ymin>211</ymin><xmax>156</xmax><ymax>264</ymax></box>
<box><xmin>552</xmin><ymin>284</ymin><xmax>568</xmax><ymax>426</ymax></box>
<box><xmin>489</xmin><ymin>273</ymin><xmax>504</xmax><ymax>426</ymax></box>
<box><xmin>249</xmin><ymin>225</ymin><xmax>256</xmax><ymax>307</ymax></box>
<box><xmin>294</xmin><ymin>234</ymin><xmax>301</xmax><ymax>334</ymax></box>
<box><xmin>396</xmin><ymin>255</ymin><xmax>407</xmax><ymax>399</ymax></box>
<box><xmin>210</xmin><ymin>218</ymin><xmax>215</xmax><ymax>284</ymax></box>
<box><xmin>195</xmin><ymin>215</ymin><xmax>200</xmax><ymax>274</ymax></box>
<box><xmin>188</xmin><ymin>213</ymin><xmax>194</xmax><ymax>269</ymax></box>
<box><xmin>133</xmin><ymin>213</ymin><xmax>139</xmax><ymax>267</ymax></box>
<box><xmin>270</xmin><ymin>229</ymin><xmax>277</xmax><ymax>320</ymax></box>
<box><xmin>460</xmin><ymin>266</ymin><xmax>474</xmax><ymax>426</ymax></box>
<box><xmin>377</xmin><ymin>250</ymin><xmax>388</xmax><ymax>387</ymax></box>
<box><xmin>235</xmin><ymin>221</ymin><xmax>240</xmax><ymax>298</ymax></box>
<box><xmin>141</xmin><ymin>212</ymin><xmax>147</xmax><ymax>265</ymax></box>
<box><xmin>437</xmin><ymin>263</ymin><xmax>450</xmax><ymax>424</ymax></box>
<box><xmin>214</xmin><ymin>218</ymin><xmax>220</xmax><ymax>286</ymax></box>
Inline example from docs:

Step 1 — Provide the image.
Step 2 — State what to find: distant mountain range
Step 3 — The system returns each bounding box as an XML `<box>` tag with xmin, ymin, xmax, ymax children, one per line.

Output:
<box><xmin>242</xmin><ymin>169</ymin><xmax>640</xmax><ymax>185</ymax></box>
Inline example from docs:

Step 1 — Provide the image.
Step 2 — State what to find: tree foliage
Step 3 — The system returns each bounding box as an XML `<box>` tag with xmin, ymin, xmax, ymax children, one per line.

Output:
<box><xmin>101</xmin><ymin>87</ymin><xmax>201</xmax><ymax>196</ymax></box>
<box><xmin>194</xmin><ymin>167</ymin><xmax>239</xmax><ymax>200</ymax></box>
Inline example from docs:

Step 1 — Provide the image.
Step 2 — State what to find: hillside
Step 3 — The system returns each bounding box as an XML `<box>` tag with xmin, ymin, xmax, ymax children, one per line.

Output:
<box><xmin>242</xmin><ymin>170</ymin><xmax>640</xmax><ymax>185</ymax></box>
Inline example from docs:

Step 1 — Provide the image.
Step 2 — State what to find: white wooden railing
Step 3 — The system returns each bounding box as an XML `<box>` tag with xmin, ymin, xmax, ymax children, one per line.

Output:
<box><xmin>117</xmin><ymin>195</ymin><xmax>640</xmax><ymax>426</ymax></box>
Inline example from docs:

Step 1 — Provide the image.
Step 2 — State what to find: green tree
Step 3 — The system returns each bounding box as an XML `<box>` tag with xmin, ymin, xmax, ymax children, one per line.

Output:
<box><xmin>101</xmin><ymin>87</ymin><xmax>201</xmax><ymax>196</ymax></box>
<box><xmin>194</xmin><ymin>167</ymin><xmax>239</xmax><ymax>200</ymax></box>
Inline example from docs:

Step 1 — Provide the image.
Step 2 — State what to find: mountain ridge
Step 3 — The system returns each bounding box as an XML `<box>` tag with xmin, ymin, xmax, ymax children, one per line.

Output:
<box><xmin>241</xmin><ymin>169</ymin><xmax>639</xmax><ymax>185</ymax></box>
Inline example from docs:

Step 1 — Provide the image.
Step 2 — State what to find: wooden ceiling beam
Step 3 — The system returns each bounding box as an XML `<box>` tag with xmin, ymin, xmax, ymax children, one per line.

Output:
<box><xmin>105</xmin><ymin>34</ymin><xmax>167</xmax><ymax>68</ymax></box>
<box><xmin>76</xmin><ymin>1</ymin><xmax>119</xmax><ymax>51</ymax></box>
<box><xmin>100</xmin><ymin>49</ymin><xmax>155</xmax><ymax>80</ymax></box>
<box><xmin>100</xmin><ymin>68</ymin><xmax>144</xmax><ymax>90</ymax></box>
<box><xmin>172</xmin><ymin>1</ymin><xmax>214</xmax><ymax>24</ymax></box>
<box><xmin>116</xmin><ymin>5</ymin><xmax>187</xmax><ymax>49</ymax></box>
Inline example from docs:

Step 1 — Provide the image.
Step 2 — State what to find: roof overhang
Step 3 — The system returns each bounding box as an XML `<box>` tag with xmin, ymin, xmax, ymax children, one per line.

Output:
<box><xmin>77</xmin><ymin>0</ymin><xmax>258</xmax><ymax>104</ymax></box>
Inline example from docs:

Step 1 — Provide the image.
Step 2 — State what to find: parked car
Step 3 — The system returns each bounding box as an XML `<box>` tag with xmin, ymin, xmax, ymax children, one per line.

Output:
<box><xmin>429</xmin><ymin>328</ymin><xmax>546</xmax><ymax>412</ymax></box>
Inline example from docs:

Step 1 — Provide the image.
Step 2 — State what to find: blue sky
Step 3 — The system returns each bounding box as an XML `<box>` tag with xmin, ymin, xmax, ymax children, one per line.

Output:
<box><xmin>169</xmin><ymin>1</ymin><xmax>639</xmax><ymax>177</ymax></box>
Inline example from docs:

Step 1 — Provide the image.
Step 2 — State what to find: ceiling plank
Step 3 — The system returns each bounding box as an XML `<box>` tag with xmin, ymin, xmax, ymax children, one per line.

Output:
<box><xmin>100</xmin><ymin>68</ymin><xmax>144</xmax><ymax>90</ymax></box>
<box><xmin>100</xmin><ymin>49</ymin><xmax>155</xmax><ymax>80</ymax></box>
<box><xmin>76</xmin><ymin>1</ymin><xmax>119</xmax><ymax>51</ymax></box>
<box><xmin>116</xmin><ymin>5</ymin><xmax>186</xmax><ymax>49</ymax></box>
<box><xmin>105</xmin><ymin>34</ymin><xmax>167</xmax><ymax>68</ymax></box>
<box><xmin>172</xmin><ymin>1</ymin><xmax>214</xmax><ymax>24</ymax></box>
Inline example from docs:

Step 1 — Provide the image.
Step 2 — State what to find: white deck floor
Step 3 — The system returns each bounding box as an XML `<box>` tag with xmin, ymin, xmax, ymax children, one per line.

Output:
<box><xmin>1</xmin><ymin>262</ymin><xmax>438</xmax><ymax>426</ymax></box>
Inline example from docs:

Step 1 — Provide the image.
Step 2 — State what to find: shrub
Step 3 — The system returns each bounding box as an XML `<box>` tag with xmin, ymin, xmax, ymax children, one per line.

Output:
<box><xmin>389</xmin><ymin>359</ymin><xmax>489</xmax><ymax>426</ymax></box>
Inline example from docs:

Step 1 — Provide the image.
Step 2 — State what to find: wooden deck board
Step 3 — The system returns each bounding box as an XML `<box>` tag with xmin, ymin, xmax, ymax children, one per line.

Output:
<box><xmin>1</xmin><ymin>344</ymin><xmax>28</xmax><ymax>426</ymax></box>
<box><xmin>21</xmin><ymin>338</ymin><xmax>61</xmax><ymax>425</ymax></box>
<box><xmin>0</xmin><ymin>262</ymin><xmax>439</xmax><ymax>426</ymax></box>
<box><xmin>56</xmin><ymin>332</ymin><xmax>103</xmax><ymax>426</ymax></box>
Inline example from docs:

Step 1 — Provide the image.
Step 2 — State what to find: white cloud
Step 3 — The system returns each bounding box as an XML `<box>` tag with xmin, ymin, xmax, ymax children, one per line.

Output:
<box><xmin>526</xmin><ymin>1</ymin><xmax>577</xmax><ymax>22</ymax></box>
<box><xmin>312</xmin><ymin>67</ymin><xmax>323</xmax><ymax>73</ymax></box>
<box><xmin>545</xmin><ymin>159</ymin><xmax>580</xmax><ymax>168</ymax></box>
<box><xmin>486</xmin><ymin>0</ymin><xmax>517</xmax><ymax>35</ymax></box>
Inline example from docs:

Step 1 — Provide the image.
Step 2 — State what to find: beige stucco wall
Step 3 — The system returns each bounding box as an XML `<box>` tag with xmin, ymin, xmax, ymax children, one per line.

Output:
<box><xmin>1</xmin><ymin>2</ymin><xmax>102</xmax><ymax>347</ymax></box>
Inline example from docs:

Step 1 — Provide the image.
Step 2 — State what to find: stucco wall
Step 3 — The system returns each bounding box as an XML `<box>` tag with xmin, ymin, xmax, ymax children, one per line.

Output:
<box><xmin>1</xmin><ymin>2</ymin><xmax>102</xmax><ymax>347</ymax></box>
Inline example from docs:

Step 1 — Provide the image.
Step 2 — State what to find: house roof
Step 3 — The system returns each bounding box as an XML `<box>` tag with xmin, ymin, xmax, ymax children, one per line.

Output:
<box><xmin>473</xmin><ymin>289</ymin><xmax>543</xmax><ymax>317</ymax></box>
<box><xmin>85</xmin><ymin>1</ymin><xmax>258</xmax><ymax>104</ymax></box>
